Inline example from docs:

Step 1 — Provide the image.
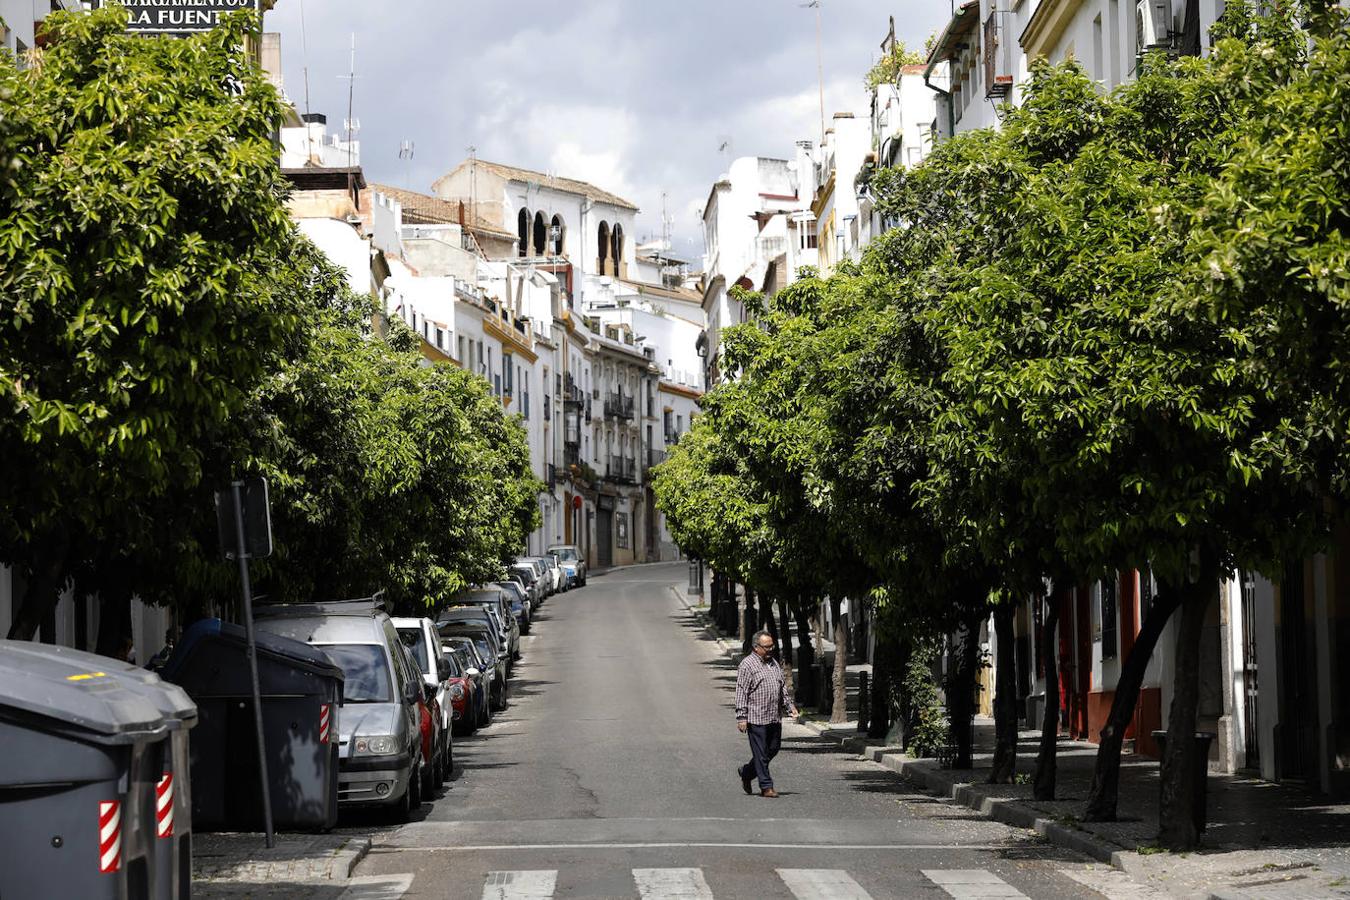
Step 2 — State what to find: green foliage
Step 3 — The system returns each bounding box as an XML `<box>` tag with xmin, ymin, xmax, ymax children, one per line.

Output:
<box><xmin>0</xmin><ymin>7</ymin><xmax>541</xmax><ymax>633</ymax></box>
<box><xmin>865</xmin><ymin>42</ymin><xmax>924</xmax><ymax>91</ymax></box>
<box><xmin>901</xmin><ymin>638</ymin><xmax>947</xmax><ymax>758</ymax></box>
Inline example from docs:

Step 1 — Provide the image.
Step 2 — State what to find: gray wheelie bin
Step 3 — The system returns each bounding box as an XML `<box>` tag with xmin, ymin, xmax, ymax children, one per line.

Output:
<box><xmin>0</xmin><ymin>640</ymin><xmax>196</xmax><ymax>900</ymax></box>
<box><xmin>160</xmin><ymin>618</ymin><xmax>343</xmax><ymax>832</ymax></box>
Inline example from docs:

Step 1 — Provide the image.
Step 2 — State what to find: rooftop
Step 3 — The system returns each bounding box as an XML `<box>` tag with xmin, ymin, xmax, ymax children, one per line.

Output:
<box><xmin>367</xmin><ymin>183</ymin><xmax>516</xmax><ymax>239</ymax></box>
<box><xmin>457</xmin><ymin>160</ymin><xmax>639</xmax><ymax>212</ymax></box>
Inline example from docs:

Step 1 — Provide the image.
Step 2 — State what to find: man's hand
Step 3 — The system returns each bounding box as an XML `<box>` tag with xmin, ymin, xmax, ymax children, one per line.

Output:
<box><xmin>737</xmin><ymin>720</ymin><xmax>748</xmax><ymax>733</ymax></box>
<box><xmin>789</xmin><ymin>708</ymin><xmax>800</xmax><ymax>721</ymax></box>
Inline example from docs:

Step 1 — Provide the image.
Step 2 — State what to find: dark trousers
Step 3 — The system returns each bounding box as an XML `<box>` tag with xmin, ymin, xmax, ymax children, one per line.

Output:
<box><xmin>739</xmin><ymin>722</ymin><xmax>782</xmax><ymax>790</ymax></box>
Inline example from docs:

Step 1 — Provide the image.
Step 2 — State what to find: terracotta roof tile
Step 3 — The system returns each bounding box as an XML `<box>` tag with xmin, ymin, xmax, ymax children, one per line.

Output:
<box><xmin>470</xmin><ymin>161</ymin><xmax>639</xmax><ymax>211</ymax></box>
<box><xmin>366</xmin><ymin>184</ymin><xmax>516</xmax><ymax>239</ymax></box>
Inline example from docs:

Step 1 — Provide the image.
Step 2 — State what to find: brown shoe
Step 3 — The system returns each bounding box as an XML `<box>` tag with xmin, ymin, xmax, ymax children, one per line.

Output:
<box><xmin>760</xmin><ymin>788</ymin><xmax>779</xmax><ymax>798</ymax></box>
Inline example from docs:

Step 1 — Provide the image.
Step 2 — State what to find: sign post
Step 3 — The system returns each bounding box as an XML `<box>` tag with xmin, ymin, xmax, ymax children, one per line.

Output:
<box><xmin>215</xmin><ymin>477</ymin><xmax>275</xmax><ymax>848</ymax></box>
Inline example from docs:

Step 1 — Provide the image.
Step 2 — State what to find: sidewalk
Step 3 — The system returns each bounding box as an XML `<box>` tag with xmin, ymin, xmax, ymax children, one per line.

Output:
<box><xmin>193</xmin><ymin>832</ymin><xmax>408</xmax><ymax>899</ymax></box>
<box><xmin>673</xmin><ymin>583</ymin><xmax>1350</xmax><ymax>900</ymax></box>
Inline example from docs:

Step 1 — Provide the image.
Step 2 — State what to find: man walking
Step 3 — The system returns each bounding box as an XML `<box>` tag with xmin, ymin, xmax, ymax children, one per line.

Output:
<box><xmin>736</xmin><ymin>630</ymin><xmax>798</xmax><ymax>798</ymax></box>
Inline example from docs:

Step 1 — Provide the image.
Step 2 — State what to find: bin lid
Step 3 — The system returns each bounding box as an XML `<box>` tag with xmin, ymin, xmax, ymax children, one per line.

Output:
<box><xmin>161</xmin><ymin>618</ymin><xmax>345</xmax><ymax>683</ymax></box>
<box><xmin>0</xmin><ymin>641</ymin><xmax>194</xmax><ymax>742</ymax></box>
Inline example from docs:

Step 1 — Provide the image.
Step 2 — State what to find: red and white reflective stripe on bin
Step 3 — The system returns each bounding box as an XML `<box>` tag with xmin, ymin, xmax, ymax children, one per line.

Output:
<box><xmin>155</xmin><ymin>773</ymin><xmax>175</xmax><ymax>838</ymax></box>
<box><xmin>319</xmin><ymin>703</ymin><xmax>331</xmax><ymax>743</ymax></box>
<box><xmin>98</xmin><ymin>800</ymin><xmax>122</xmax><ymax>873</ymax></box>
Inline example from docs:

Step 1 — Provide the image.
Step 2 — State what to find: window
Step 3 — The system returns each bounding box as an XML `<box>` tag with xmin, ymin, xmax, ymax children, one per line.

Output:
<box><xmin>517</xmin><ymin>208</ymin><xmax>529</xmax><ymax>258</ymax></box>
<box><xmin>457</xmin><ymin>335</ymin><xmax>465</xmax><ymax>362</ymax></box>
<box><xmin>503</xmin><ymin>354</ymin><xmax>514</xmax><ymax>394</ymax></box>
<box><xmin>435</xmin><ymin>327</ymin><xmax>445</xmax><ymax>350</ymax></box>
<box><xmin>321</xmin><ymin>644</ymin><xmax>392</xmax><ymax>703</ymax></box>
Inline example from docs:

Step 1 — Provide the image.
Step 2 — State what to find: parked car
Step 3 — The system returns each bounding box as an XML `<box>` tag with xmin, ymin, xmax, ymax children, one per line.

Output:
<box><xmin>444</xmin><ymin>586</ymin><xmax>520</xmax><ymax>662</ymax></box>
<box><xmin>437</xmin><ymin>649</ymin><xmax>474</xmax><ymax>734</ymax></box>
<box><xmin>394</xmin><ymin>638</ymin><xmax>444</xmax><ymax>798</ymax></box>
<box><xmin>519</xmin><ymin>556</ymin><xmax>553</xmax><ymax>597</ymax></box>
<box><xmin>495</xmin><ymin>581</ymin><xmax>531</xmax><ymax>634</ymax></box>
<box><xmin>253</xmin><ymin>597</ymin><xmax>426</xmax><ymax>821</ymax></box>
<box><xmin>510</xmin><ymin>562</ymin><xmax>545</xmax><ymax>607</ymax></box>
<box><xmin>440</xmin><ymin>605</ymin><xmax>517</xmax><ymax>672</ymax></box>
<box><xmin>547</xmin><ymin>544</ymin><xmax>587</xmax><ymax>587</ymax></box>
<box><xmin>438</xmin><ymin>621</ymin><xmax>508</xmax><ymax>711</ymax></box>
<box><xmin>442</xmin><ymin>636</ymin><xmax>491</xmax><ymax>731</ymax></box>
<box><xmin>541</xmin><ymin>554</ymin><xmax>565</xmax><ymax>593</ymax></box>
<box><xmin>393</xmin><ymin>616</ymin><xmax>455</xmax><ymax>786</ymax></box>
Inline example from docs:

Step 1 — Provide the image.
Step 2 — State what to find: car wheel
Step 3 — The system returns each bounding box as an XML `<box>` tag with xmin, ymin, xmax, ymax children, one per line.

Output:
<box><xmin>393</xmin><ymin>766</ymin><xmax>416</xmax><ymax>824</ymax></box>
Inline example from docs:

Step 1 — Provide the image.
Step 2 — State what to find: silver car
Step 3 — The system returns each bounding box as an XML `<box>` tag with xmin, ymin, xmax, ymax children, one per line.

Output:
<box><xmin>254</xmin><ymin>597</ymin><xmax>427</xmax><ymax>821</ymax></box>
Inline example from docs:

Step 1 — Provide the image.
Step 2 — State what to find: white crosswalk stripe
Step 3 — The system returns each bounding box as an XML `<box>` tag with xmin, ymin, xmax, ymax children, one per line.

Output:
<box><xmin>481</xmin><ymin>870</ymin><xmax>559</xmax><ymax>900</ymax></box>
<box><xmin>633</xmin><ymin>866</ymin><xmax>715</xmax><ymax>899</ymax></box>
<box><xmin>777</xmin><ymin>868</ymin><xmax>874</xmax><ymax>899</ymax></box>
<box><xmin>922</xmin><ymin>869</ymin><xmax>1029</xmax><ymax>899</ymax></box>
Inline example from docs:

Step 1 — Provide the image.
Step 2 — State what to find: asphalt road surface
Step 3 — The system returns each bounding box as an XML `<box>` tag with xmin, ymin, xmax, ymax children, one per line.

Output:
<box><xmin>347</xmin><ymin>562</ymin><xmax>1123</xmax><ymax>900</ymax></box>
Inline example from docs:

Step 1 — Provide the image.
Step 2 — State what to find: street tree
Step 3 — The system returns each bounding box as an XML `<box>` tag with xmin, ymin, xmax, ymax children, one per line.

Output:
<box><xmin>0</xmin><ymin>7</ymin><xmax>309</xmax><ymax>638</ymax></box>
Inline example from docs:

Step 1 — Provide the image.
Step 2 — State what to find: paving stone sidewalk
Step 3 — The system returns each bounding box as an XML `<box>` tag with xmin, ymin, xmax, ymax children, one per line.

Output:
<box><xmin>675</xmin><ymin>584</ymin><xmax>1350</xmax><ymax>900</ymax></box>
<box><xmin>192</xmin><ymin>832</ymin><xmax>405</xmax><ymax>899</ymax></box>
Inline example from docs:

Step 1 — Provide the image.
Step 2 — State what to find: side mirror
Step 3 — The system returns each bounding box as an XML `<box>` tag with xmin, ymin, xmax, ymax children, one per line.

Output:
<box><xmin>436</xmin><ymin>659</ymin><xmax>450</xmax><ymax>682</ymax></box>
<box><xmin>423</xmin><ymin>683</ymin><xmax>436</xmax><ymax>704</ymax></box>
<box><xmin>404</xmin><ymin>680</ymin><xmax>421</xmax><ymax>704</ymax></box>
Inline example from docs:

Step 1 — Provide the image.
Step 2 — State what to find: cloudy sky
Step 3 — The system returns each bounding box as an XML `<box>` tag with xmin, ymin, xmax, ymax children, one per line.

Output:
<box><xmin>262</xmin><ymin>1</ymin><xmax>949</xmax><ymax>262</ymax></box>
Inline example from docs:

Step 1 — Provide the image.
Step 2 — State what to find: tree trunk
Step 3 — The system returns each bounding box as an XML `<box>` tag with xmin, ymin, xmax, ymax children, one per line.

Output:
<box><xmin>778</xmin><ymin>596</ymin><xmax>794</xmax><ymax>666</ymax></box>
<box><xmin>1033</xmin><ymin>591</ymin><xmax>1061</xmax><ymax>801</ymax></box>
<box><xmin>777</xmin><ymin>595</ymin><xmax>795</xmax><ymax>696</ymax></box>
<box><xmin>1158</xmin><ymin>555</ymin><xmax>1218</xmax><ymax>851</ymax></box>
<box><xmin>989</xmin><ymin>602</ymin><xmax>1019</xmax><ymax>784</ymax></box>
<box><xmin>869</xmin><ymin>641</ymin><xmax>892</xmax><ymax>739</ymax></box>
<box><xmin>742</xmin><ymin>585</ymin><xmax>757</xmax><ymax>655</ymax></box>
<box><xmin>950</xmin><ymin>611</ymin><xmax>982</xmax><ymax>769</ymax></box>
<box><xmin>793</xmin><ymin>597</ymin><xmax>815</xmax><ymax>707</ymax></box>
<box><xmin>6</xmin><ymin>545</ymin><xmax>69</xmax><ymax>641</ymax></box>
<box><xmin>830</xmin><ymin>595</ymin><xmax>848</xmax><ymax>724</ymax></box>
<box><xmin>95</xmin><ymin>588</ymin><xmax>134</xmax><ymax>660</ymax></box>
<box><xmin>1084</xmin><ymin>577</ymin><xmax>1184</xmax><ymax>821</ymax></box>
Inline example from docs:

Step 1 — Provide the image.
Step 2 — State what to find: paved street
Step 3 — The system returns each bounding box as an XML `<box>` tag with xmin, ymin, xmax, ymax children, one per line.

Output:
<box><xmin>342</xmin><ymin>563</ymin><xmax>1115</xmax><ymax>899</ymax></box>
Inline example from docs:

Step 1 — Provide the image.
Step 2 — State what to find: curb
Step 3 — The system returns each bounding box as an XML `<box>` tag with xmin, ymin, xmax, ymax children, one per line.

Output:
<box><xmin>670</xmin><ymin>583</ymin><xmax>1132</xmax><ymax>873</ymax></box>
<box><xmin>802</xmin><ymin>712</ymin><xmax>1129</xmax><ymax>867</ymax></box>
<box><xmin>671</xmin><ymin>585</ymin><xmax>742</xmax><ymax>664</ymax></box>
<box><xmin>334</xmin><ymin>837</ymin><xmax>373</xmax><ymax>880</ymax></box>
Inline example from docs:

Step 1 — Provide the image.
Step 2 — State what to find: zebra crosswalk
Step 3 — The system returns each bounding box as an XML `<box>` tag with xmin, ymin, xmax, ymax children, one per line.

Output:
<box><xmin>475</xmin><ymin>866</ymin><xmax>1039</xmax><ymax>899</ymax></box>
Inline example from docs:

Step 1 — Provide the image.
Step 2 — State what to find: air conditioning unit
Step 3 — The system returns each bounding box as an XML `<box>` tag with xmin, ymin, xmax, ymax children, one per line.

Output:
<box><xmin>1137</xmin><ymin>0</ymin><xmax>1172</xmax><ymax>50</ymax></box>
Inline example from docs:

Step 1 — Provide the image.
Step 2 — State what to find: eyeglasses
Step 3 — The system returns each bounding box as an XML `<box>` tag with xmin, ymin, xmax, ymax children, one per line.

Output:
<box><xmin>756</xmin><ymin>643</ymin><xmax>775</xmax><ymax>651</ymax></box>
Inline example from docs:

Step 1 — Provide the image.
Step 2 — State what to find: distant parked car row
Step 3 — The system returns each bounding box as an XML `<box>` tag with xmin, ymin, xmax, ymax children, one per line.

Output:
<box><xmin>248</xmin><ymin>546</ymin><xmax>587</xmax><ymax>823</ymax></box>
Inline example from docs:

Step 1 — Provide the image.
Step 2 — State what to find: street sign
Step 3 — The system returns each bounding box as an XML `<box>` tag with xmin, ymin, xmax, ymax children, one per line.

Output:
<box><xmin>215</xmin><ymin>477</ymin><xmax>273</xmax><ymax>560</ymax></box>
<box><xmin>95</xmin><ymin>0</ymin><xmax>261</xmax><ymax>35</ymax></box>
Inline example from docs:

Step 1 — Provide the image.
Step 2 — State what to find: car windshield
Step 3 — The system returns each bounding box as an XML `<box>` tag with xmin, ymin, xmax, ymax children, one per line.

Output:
<box><xmin>396</xmin><ymin>628</ymin><xmax>429</xmax><ymax>673</ymax></box>
<box><xmin>321</xmin><ymin>643</ymin><xmax>392</xmax><ymax>703</ymax></box>
<box><xmin>549</xmin><ymin>548</ymin><xmax>578</xmax><ymax>562</ymax></box>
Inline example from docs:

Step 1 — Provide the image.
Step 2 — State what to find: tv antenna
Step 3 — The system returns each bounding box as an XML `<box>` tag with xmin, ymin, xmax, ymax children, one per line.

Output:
<box><xmin>800</xmin><ymin>1</ymin><xmax>826</xmax><ymax>143</ymax></box>
<box><xmin>339</xmin><ymin>33</ymin><xmax>358</xmax><ymax>166</ymax></box>
<box><xmin>399</xmin><ymin>140</ymin><xmax>415</xmax><ymax>186</ymax></box>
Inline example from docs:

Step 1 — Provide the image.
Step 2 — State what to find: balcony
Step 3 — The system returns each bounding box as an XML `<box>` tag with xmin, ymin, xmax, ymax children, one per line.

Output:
<box><xmin>606</xmin><ymin>456</ymin><xmax>637</xmax><ymax>485</ymax></box>
<box><xmin>604</xmin><ymin>393</ymin><xmax>635</xmax><ymax>421</ymax></box>
<box><xmin>646</xmin><ymin>449</ymin><xmax>667</xmax><ymax>470</ymax></box>
<box><xmin>563</xmin><ymin>443</ymin><xmax>581</xmax><ymax>468</ymax></box>
<box><xmin>664</xmin><ymin>429</ymin><xmax>681</xmax><ymax>446</ymax></box>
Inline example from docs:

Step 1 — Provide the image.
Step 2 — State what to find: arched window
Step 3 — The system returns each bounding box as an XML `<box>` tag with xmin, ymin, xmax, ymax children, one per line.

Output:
<box><xmin>611</xmin><ymin>224</ymin><xmax>624</xmax><ymax>276</ymax></box>
<box><xmin>597</xmin><ymin>221</ymin><xmax>611</xmax><ymax>275</ymax></box>
<box><xmin>517</xmin><ymin>208</ymin><xmax>529</xmax><ymax>258</ymax></box>
<box><xmin>551</xmin><ymin>215</ymin><xmax>565</xmax><ymax>255</ymax></box>
<box><xmin>533</xmin><ymin>211</ymin><xmax>547</xmax><ymax>256</ymax></box>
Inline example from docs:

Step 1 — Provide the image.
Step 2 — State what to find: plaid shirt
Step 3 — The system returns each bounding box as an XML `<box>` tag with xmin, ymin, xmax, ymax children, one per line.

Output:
<box><xmin>735</xmin><ymin>652</ymin><xmax>794</xmax><ymax>725</ymax></box>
